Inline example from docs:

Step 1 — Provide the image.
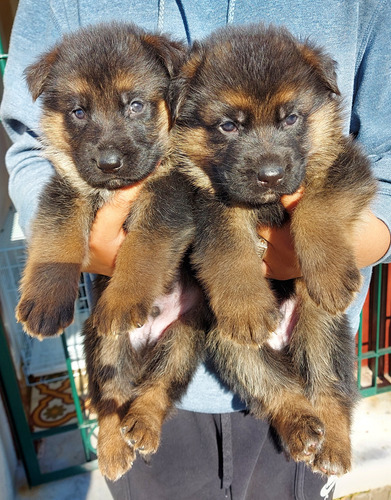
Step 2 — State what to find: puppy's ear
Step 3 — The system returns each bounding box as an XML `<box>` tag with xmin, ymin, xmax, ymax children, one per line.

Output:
<box><xmin>142</xmin><ymin>34</ymin><xmax>188</xmax><ymax>79</ymax></box>
<box><xmin>169</xmin><ymin>41</ymin><xmax>205</xmax><ymax>122</ymax></box>
<box><xmin>24</xmin><ymin>47</ymin><xmax>59</xmax><ymax>101</ymax></box>
<box><xmin>299</xmin><ymin>42</ymin><xmax>340</xmax><ymax>96</ymax></box>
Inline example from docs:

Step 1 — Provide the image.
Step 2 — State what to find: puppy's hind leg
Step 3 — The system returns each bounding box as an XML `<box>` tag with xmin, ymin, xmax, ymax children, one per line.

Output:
<box><xmin>207</xmin><ymin>331</ymin><xmax>325</xmax><ymax>465</ymax></box>
<box><xmin>84</xmin><ymin>317</ymin><xmax>138</xmax><ymax>481</ymax></box>
<box><xmin>290</xmin><ymin>282</ymin><xmax>359</xmax><ymax>476</ymax></box>
<box><xmin>120</xmin><ymin>290</ymin><xmax>209</xmax><ymax>457</ymax></box>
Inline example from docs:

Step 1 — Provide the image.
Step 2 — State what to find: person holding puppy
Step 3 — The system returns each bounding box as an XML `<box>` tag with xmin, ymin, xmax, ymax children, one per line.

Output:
<box><xmin>1</xmin><ymin>0</ymin><xmax>391</xmax><ymax>499</ymax></box>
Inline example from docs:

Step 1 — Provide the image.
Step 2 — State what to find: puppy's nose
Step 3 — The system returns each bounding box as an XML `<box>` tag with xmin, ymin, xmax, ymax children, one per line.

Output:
<box><xmin>97</xmin><ymin>151</ymin><xmax>122</xmax><ymax>172</ymax></box>
<box><xmin>257</xmin><ymin>165</ymin><xmax>284</xmax><ymax>187</ymax></box>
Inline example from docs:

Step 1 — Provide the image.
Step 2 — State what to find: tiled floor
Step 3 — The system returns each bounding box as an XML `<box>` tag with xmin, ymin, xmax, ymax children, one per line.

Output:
<box><xmin>14</xmin><ymin>393</ymin><xmax>391</xmax><ymax>500</ymax></box>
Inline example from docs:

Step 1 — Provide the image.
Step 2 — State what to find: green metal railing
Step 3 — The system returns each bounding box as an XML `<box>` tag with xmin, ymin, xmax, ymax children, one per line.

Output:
<box><xmin>0</xmin><ymin>317</ymin><xmax>98</xmax><ymax>486</ymax></box>
<box><xmin>357</xmin><ymin>264</ymin><xmax>391</xmax><ymax>397</ymax></box>
<box><xmin>0</xmin><ymin>36</ymin><xmax>7</xmax><ymax>74</ymax></box>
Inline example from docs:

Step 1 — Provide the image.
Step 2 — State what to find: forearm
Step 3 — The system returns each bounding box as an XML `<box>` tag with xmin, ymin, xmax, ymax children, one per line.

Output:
<box><xmin>353</xmin><ymin>210</ymin><xmax>390</xmax><ymax>269</ymax></box>
<box><xmin>0</xmin><ymin>0</ymin><xmax>61</xmax><ymax>235</ymax></box>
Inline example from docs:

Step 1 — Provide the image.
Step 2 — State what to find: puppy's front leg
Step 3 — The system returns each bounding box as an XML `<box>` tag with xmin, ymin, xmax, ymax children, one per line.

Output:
<box><xmin>192</xmin><ymin>204</ymin><xmax>279</xmax><ymax>346</ymax></box>
<box><xmin>93</xmin><ymin>174</ymin><xmax>195</xmax><ymax>336</ymax></box>
<box><xmin>291</xmin><ymin>193</ymin><xmax>363</xmax><ymax>314</ymax></box>
<box><xmin>16</xmin><ymin>178</ymin><xmax>92</xmax><ymax>338</ymax></box>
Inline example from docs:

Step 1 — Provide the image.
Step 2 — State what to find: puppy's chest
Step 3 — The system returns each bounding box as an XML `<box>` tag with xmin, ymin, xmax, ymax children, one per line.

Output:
<box><xmin>202</xmin><ymin>195</ymin><xmax>288</xmax><ymax>229</ymax></box>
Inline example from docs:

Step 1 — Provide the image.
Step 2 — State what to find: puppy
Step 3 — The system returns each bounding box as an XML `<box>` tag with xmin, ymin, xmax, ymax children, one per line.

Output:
<box><xmin>16</xmin><ymin>22</ymin><xmax>208</xmax><ymax>481</ymax></box>
<box><xmin>170</xmin><ymin>24</ymin><xmax>377</xmax><ymax>475</ymax></box>
<box><xmin>18</xmin><ymin>22</ymin><xmax>375</xmax><ymax>480</ymax></box>
<box><xmin>17</xmin><ymin>22</ymin><xmax>186</xmax><ymax>338</ymax></box>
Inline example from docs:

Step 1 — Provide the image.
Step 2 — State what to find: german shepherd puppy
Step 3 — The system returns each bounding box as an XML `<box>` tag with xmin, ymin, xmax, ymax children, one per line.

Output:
<box><xmin>18</xmin><ymin>22</ymin><xmax>375</xmax><ymax>481</ymax></box>
<box><xmin>16</xmin><ymin>23</ymin><xmax>206</xmax><ymax>481</ymax></box>
<box><xmin>169</xmin><ymin>24</ymin><xmax>377</xmax><ymax>476</ymax></box>
<box><xmin>88</xmin><ymin>24</ymin><xmax>375</xmax><ymax>479</ymax></box>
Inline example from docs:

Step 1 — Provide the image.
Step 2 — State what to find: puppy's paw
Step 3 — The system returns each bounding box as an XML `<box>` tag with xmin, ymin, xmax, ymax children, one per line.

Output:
<box><xmin>311</xmin><ymin>440</ymin><xmax>351</xmax><ymax>476</ymax></box>
<box><xmin>120</xmin><ymin>412</ymin><xmax>161</xmax><ymax>456</ymax></box>
<box><xmin>304</xmin><ymin>262</ymin><xmax>361</xmax><ymax>315</ymax></box>
<box><xmin>16</xmin><ymin>292</ymin><xmax>75</xmax><ymax>339</ymax></box>
<box><xmin>93</xmin><ymin>288</ymin><xmax>149</xmax><ymax>336</ymax></box>
<box><xmin>218</xmin><ymin>297</ymin><xmax>280</xmax><ymax>346</ymax></box>
<box><xmin>282</xmin><ymin>415</ymin><xmax>325</xmax><ymax>464</ymax></box>
<box><xmin>16</xmin><ymin>262</ymin><xmax>80</xmax><ymax>338</ymax></box>
<box><xmin>98</xmin><ymin>431</ymin><xmax>136</xmax><ymax>481</ymax></box>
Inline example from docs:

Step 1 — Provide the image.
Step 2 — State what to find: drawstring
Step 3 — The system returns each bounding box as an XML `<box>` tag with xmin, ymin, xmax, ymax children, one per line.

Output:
<box><xmin>227</xmin><ymin>0</ymin><xmax>236</xmax><ymax>24</ymax></box>
<box><xmin>157</xmin><ymin>0</ymin><xmax>165</xmax><ymax>32</ymax></box>
<box><xmin>221</xmin><ymin>414</ymin><xmax>234</xmax><ymax>497</ymax></box>
<box><xmin>158</xmin><ymin>1</ymin><xmax>235</xmax><ymax>40</ymax></box>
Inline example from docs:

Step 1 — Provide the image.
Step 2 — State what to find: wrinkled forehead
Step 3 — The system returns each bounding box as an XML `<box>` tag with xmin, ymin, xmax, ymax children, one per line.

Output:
<box><xmin>195</xmin><ymin>77</ymin><xmax>317</xmax><ymax>125</ymax></box>
<box><xmin>50</xmin><ymin>35</ymin><xmax>168</xmax><ymax>95</ymax></box>
<box><xmin>47</xmin><ymin>61</ymin><xmax>167</xmax><ymax>110</ymax></box>
<box><xmin>191</xmin><ymin>40</ymin><xmax>319</xmax><ymax>121</ymax></box>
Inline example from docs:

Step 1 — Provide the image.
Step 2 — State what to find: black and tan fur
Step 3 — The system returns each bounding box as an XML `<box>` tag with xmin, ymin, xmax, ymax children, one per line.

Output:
<box><xmin>16</xmin><ymin>23</ymin><xmax>209</xmax><ymax>480</ymax></box>
<box><xmin>169</xmin><ymin>24</ymin><xmax>376</xmax><ymax>476</ymax></box>
<box><xmin>17</xmin><ymin>22</ymin><xmax>186</xmax><ymax>337</ymax></box>
<box><xmin>18</xmin><ymin>23</ymin><xmax>376</xmax><ymax>481</ymax></box>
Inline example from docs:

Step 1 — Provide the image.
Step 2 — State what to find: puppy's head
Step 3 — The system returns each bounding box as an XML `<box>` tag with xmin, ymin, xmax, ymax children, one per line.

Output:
<box><xmin>172</xmin><ymin>24</ymin><xmax>342</xmax><ymax>205</ymax></box>
<box><xmin>26</xmin><ymin>22</ymin><xmax>186</xmax><ymax>190</ymax></box>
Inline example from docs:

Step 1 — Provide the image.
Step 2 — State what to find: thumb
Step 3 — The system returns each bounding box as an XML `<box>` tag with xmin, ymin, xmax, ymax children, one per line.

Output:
<box><xmin>257</xmin><ymin>186</ymin><xmax>304</xmax><ymax>241</ymax></box>
<box><xmin>93</xmin><ymin>183</ymin><xmax>143</xmax><ymax>240</ymax></box>
<box><xmin>280</xmin><ymin>186</ymin><xmax>304</xmax><ymax>213</ymax></box>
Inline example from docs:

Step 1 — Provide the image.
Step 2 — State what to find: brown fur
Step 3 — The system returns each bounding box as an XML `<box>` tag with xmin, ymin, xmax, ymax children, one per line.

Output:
<box><xmin>16</xmin><ymin>23</ymin><xmax>206</xmax><ymax>481</ymax></box>
<box><xmin>19</xmin><ymin>22</ymin><xmax>376</xmax><ymax>480</ymax></box>
<box><xmin>90</xmin><ymin>24</ymin><xmax>372</xmax><ymax>478</ymax></box>
<box><xmin>17</xmin><ymin>22</ymin><xmax>187</xmax><ymax>338</ymax></box>
<box><xmin>167</xmin><ymin>24</ymin><xmax>375</xmax><ymax>476</ymax></box>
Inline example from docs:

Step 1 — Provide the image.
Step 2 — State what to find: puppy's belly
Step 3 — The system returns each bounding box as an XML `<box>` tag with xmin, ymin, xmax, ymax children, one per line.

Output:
<box><xmin>129</xmin><ymin>280</ymin><xmax>203</xmax><ymax>350</ymax></box>
<box><xmin>267</xmin><ymin>297</ymin><xmax>298</xmax><ymax>350</ymax></box>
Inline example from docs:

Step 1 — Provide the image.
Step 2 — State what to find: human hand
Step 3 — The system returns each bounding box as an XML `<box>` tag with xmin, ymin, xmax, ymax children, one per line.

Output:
<box><xmin>83</xmin><ymin>183</ymin><xmax>144</xmax><ymax>276</ymax></box>
<box><xmin>257</xmin><ymin>188</ymin><xmax>304</xmax><ymax>280</ymax></box>
<box><xmin>257</xmin><ymin>186</ymin><xmax>391</xmax><ymax>280</ymax></box>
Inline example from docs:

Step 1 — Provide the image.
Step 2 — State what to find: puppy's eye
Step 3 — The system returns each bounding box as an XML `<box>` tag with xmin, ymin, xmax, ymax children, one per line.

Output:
<box><xmin>220</xmin><ymin>121</ymin><xmax>238</xmax><ymax>133</ymax></box>
<box><xmin>285</xmin><ymin>114</ymin><xmax>298</xmax><ymax>126</ymax></box>
<box><xmin>130</xmin><ymin>100</ymin><xmax>144</xmax><ymax>114</ymax></box>
<box><xmin>73</xmin><ymin>108</ymin><xmax>86</xmax><ymax>120</ymax></box>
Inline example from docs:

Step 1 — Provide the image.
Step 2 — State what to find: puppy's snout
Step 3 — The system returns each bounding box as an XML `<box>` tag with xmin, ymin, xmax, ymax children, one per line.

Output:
<box><xmin>257</xmin><ymin>164</ymin><xmax>284</xmax><ymax>187</ymax></box>
<box><xmin>96</xmin><ymin>150</ymin><xmax>123</xmax><ymax>173</ymax></box>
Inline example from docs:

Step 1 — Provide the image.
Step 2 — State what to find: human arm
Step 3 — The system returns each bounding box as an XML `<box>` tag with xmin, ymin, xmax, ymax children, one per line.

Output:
<box><xmin>258</xmin><ymin>202</ymin><xmax>390</xmax><ymax>281</ymax></box>
<box><xmin>0</xmin><ymin>0</ymin><xmax>65</xmax><ymax>234</ymax></box>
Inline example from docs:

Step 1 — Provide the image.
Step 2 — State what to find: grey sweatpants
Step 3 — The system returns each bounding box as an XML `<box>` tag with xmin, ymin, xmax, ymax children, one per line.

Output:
<box><xmin>105</xmin><ymin>409</ymin><xmax>333</xmax><ymax>500</ymax></box>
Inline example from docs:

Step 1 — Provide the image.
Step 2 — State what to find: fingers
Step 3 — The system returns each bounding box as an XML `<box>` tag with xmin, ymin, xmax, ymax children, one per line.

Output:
<box><xmin>83</xmin><ymin>183</ymin><xmax>144</xmax><ymax>276</ymax></box>
<box><xmin>258</xmin><ymin>186</ymin><xmax>304</xmax><ymax>242</ymax></box>
<box><xmin>257</xmin><ymin>186</ymin><xmax>304</xmax><ymax>280</ymax></box>
<box><xmin>280</xmin><ymin>186</ymin><xmax>305</xmax><ymax>212</ymax></box>
<box><xmin>95</xmin><ymin>183</ymin><xmax>144</xmax><ymax>241</ymax></box>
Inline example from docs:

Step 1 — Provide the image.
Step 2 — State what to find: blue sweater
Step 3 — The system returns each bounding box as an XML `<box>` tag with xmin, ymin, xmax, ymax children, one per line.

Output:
<box><xmin>1</xmin><ymin>0</ymin><xmax>391</xmax><ymax>413</ymax></box>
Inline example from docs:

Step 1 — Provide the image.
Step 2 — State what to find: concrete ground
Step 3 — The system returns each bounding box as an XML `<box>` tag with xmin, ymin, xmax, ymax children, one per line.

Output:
<box><xmin>334</xmin><ymin>392</ymin><xmax>391</xmax><ymax>498</ymax></box>
<box><xmin>337</xmin><ymin>486</ymin><xmax>391</xmax><ymax>500</ymax></box>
